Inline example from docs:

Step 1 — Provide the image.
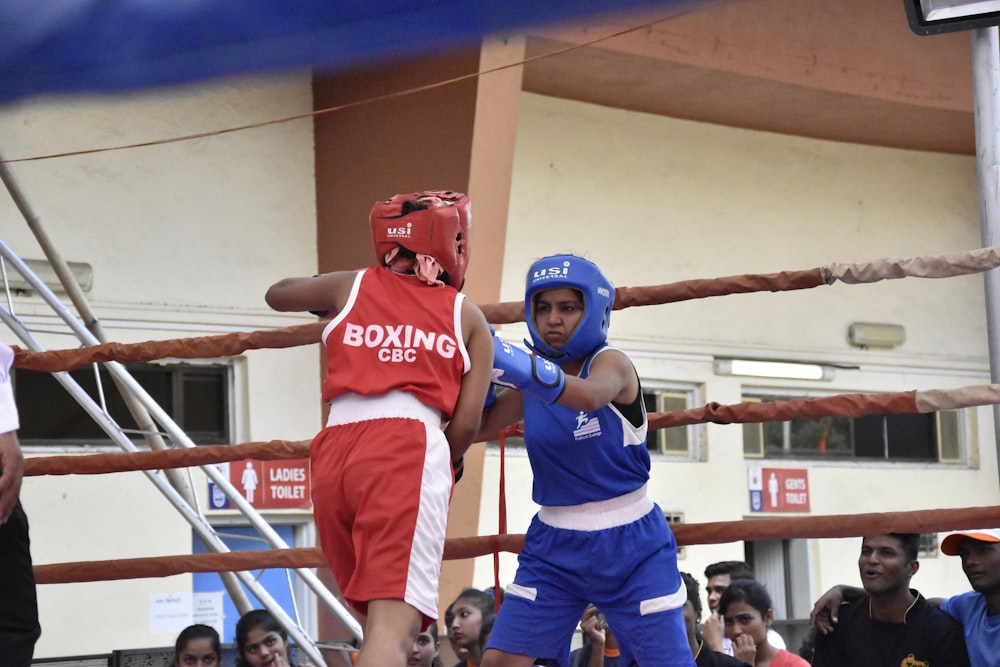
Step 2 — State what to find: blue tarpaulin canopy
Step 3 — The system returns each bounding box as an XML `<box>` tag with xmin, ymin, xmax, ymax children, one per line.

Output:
<box><xmin>0</xmin><ymin>0</ymin><xmax>696</xmax><ymax>103</ymax></box>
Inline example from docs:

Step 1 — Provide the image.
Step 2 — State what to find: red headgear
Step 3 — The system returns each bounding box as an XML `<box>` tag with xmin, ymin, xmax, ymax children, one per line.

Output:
<box><xmin>370</xmin><ymin>190</ymin><xmax>472</xmax><ymax>288</ymax></box>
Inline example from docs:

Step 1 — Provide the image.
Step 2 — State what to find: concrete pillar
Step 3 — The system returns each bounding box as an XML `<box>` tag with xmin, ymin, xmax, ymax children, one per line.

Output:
<box><xmin>311</xmin><ymin>35</ymin><xmax>525</xmax><ymax>647</ymax></box>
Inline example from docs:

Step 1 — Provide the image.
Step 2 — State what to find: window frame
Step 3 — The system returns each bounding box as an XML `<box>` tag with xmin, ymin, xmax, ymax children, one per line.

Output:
<box><xmin>918</xmin><ymin>532</ymin><xmax>940</xmax><ymax>558</ymax></box>
<box><xmin>740</xmin><ymin>388</ymin><xmax>969</xmax><ymax>466</ymax></box>
<box><xmin>643</xmin><ymin>383</ymin><xmax>702</xmax><ymax>461</ymax></box>
<box><xmin>13</xmin><ymin>360</ymin><xmax>235</xmax><ymax>448</ymax></box>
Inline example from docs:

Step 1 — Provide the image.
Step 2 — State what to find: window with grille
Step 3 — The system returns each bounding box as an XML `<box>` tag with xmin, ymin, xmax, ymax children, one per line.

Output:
<box><xmin>643</xmin><ymin>386</ymin><xmax>699</xmax><ymax>458</ymax></box>
<box><xmin>741</xmin><ymin>392</ymin><xmax>965</xmax><ymax>464</ymax></box>
<box><xmin>919</xmin><ymin>533</ymin><xmax>939</xmax><ymax>558</ymax></box>
<box><xmin>13</xmin><ymin>362</ymin><xmax>232</xmax><ymax>446</ymax></box>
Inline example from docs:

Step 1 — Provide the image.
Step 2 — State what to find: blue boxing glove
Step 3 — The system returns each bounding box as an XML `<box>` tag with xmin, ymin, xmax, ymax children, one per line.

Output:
<box><xmin>483</xmin><ymin>325</ymin><xmax>500</xmax><ymax>412</ymax></box>
<box><xmin>491</xmin><ymin>334</ymin><xmax>566</xmax><ymax>404</ymax></box>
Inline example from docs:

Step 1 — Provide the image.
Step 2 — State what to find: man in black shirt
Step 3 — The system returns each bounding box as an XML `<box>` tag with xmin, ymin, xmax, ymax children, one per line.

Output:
<box><xmin>812</xmin><ymin>533</ymin><xmax>970</xmax><ymax>667</ymax></box>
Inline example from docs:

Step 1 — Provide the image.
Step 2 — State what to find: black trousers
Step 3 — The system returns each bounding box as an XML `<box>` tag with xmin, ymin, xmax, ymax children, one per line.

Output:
<box><xmin>0</xmin><ymin>501</ymin><xmax>40</xmax><ymax>667</ymax></box>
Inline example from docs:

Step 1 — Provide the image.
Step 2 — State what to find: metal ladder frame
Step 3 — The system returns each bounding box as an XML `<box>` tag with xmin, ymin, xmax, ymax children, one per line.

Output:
<box><xmin>0</xmin><ymin>238</ymin><xmax>364</xmax><ymax>666</ymax></box>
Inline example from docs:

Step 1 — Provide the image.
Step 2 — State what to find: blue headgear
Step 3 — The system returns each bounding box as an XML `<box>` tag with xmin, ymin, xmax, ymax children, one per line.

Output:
<box><xmin>524</xmin><ymin>254</ymin><xmax>615</xmax><ymax>362</ymax></box>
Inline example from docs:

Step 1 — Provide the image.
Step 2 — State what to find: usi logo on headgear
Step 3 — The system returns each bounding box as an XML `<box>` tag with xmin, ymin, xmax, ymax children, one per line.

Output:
<box><xmin>386</xmin><ymin>222</ymin><xmax>413</xmax><ymax>238</ymax></box>
<box><xmin>532</xmin><ymin>261</ymin><xmax>571</xmax><ymax>281</ymax></box>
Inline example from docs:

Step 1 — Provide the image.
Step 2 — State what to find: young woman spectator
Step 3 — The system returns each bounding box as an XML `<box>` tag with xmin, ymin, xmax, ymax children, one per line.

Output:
<box><xmin>719</xmin><ymin>581</ymin><xmax>808</xmax><ymax>667</ymax></box>
<box><xmin>447</xmin><ymin>588</ymin><xmax>496</xmax><ymax>667</ymax></box>
<box><xmin>410</xmin><ymin>623</ymin><xmax>443</xmax><ymax>667</ymax></box>
<box><xmin>236</xmin><ymin>609</ymin><xmax>314</xmax><ymax>667</ymax></box>
<box><xmin>171</xmin><ymin>624</ymin><xmax>220</xmax><ymax>667</ymax></box>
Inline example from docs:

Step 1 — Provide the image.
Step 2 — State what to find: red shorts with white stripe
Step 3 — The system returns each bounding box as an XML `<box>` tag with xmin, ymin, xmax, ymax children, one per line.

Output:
<box><xmin>310</xmin><ymin>393</ymin><xmax>452</xmax><ymax>622</ymax></box>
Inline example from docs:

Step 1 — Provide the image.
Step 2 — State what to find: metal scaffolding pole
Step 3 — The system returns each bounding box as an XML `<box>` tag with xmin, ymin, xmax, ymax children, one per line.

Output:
<box><xmin>971</xmin><ymin>26</ymin><xmax>1000</xmax><ymax>489</ymax></box>
<box><xmin>0</xmin><ymin>148</ymin><xmax>261</xmax><ymax>618</ymax></box>
<box><xmin>0</xmin><ymin>308</ymin><xmax>330</xmax><ymax>667</ymax></box>
<box><xmin>0</xmin><ymin>237</ymin><xmax>364</xmax><ymax>662</ymax></box>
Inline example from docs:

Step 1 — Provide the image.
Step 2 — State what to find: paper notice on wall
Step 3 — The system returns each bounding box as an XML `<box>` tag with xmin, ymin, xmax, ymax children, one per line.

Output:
<box><xmin>150</xmin><ymin>592</ymin><xmax>193</xmax><ymax>634</ymax></box>
<box><xmin>193</xmin><ymin>591</ymin><xmax>225</xmax><ymax>636</ymax></box>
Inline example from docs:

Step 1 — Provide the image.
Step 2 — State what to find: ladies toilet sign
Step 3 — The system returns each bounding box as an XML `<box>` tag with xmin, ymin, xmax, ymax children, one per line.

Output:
<box><xmin>748</xmin><ymin>467</ymin><xmax>810</xmax><ymax>513</ymax></box>
<box><xmin>208</xmin><ymin>459</ymin><xmax>312</xmax><ymax>509</ymax></box>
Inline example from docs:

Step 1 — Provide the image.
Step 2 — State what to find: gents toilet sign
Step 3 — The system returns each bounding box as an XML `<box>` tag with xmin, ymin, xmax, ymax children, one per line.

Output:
<box><xmin>209</xmin><ymin>459</ymin><xmax>312</xmax><ymax>509</ymax></box>
<box><xmin>748</xmin><ymin>466</ymin><xmax>810</xmax><ymax>513</ymax></box>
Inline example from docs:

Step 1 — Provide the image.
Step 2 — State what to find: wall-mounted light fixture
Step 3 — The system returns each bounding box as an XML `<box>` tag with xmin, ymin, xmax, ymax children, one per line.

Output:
<box><xmin>847</xmin><ymin>322</ymin><xmax>906</xmax><ymax>349</ymax></box>
<box><xmin>0</xmin><ymin>259</ymin><xmax>93</xmax><ymax>294</ymax></box>
<box><xmin>904</xmin><ymin>0</ymin><xmax>1000</xmax><ymax>35</ymax></box>
<box><xmin>714</xmin><ymin>358</ymin><xmax>835</xmax><ymax>381</ymax></box>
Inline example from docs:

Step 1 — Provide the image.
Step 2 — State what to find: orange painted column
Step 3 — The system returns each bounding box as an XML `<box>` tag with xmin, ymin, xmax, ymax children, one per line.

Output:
<box><xmin>311</xmin><ymin>36</ymin><xmax>526</xmax><ymax>649</ymax></box>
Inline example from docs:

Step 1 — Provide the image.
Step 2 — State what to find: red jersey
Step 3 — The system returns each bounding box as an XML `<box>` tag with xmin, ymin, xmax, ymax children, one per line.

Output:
<box><xmin>321</xmin><ymin>266</ymin><xmax>470</xmax><ymax>420</ymax></box>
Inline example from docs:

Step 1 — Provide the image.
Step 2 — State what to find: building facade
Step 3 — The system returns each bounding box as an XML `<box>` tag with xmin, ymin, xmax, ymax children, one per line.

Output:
<box><xmin>0</xmin><ymin>1</ymin><xmax>995</xmax><ymax>659</ymax></box>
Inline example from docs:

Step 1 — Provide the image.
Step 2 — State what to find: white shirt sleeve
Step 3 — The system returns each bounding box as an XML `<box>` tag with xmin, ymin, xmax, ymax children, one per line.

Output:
<box><xmin>0</xmin><ymin>342</ymin><xmax>20</xmax><ymax>433</ymax></box>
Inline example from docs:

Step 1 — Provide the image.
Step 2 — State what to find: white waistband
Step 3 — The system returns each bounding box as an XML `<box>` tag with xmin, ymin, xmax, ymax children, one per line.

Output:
<box><xmin>326</xmin><ymin>391</ymin><xmax>442</xmax><ymax>430</ymax></box>
<box><xmin>537</xmin><ymin>485</ymin><xmax>654</xmax><ymax>531</ymax></box>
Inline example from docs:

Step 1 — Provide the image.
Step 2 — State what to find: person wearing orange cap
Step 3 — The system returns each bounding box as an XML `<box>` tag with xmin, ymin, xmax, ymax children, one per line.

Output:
<box><xmin>937</xmin><ymin>528</ymin><xmax>1000</xmax><ymax>667</ymax></box>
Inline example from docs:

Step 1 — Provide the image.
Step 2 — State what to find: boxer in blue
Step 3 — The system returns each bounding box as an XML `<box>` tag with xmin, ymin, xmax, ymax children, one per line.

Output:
<box><xmin>481</xmin><ymin>254</ymin><xmax>694</xmax><ymax>667</ymax></box>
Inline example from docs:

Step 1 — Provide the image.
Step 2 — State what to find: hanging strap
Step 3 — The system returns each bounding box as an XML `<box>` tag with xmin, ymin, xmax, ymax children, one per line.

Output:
<box><xmin>492</xmin><ymin>422</ymin><xmax>518</xmax><ymax>612</ymax></box>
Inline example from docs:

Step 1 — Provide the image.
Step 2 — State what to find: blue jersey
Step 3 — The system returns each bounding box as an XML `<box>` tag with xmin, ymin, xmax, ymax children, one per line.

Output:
<box><xmin>523</xmin><ymin>345</ymin><xmax>651</xmax><ymax>506</ymax></box>
<box><xmin>942</xmin><ymin>590</ymin><xmax>1000</xmax><ymax>667</ymax></box>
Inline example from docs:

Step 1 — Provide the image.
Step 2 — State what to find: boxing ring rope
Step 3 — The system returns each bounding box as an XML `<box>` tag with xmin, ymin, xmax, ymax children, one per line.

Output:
<box><xmin>23</xmin><ymin>424</ymin><xmax>1000</xmax><ymax>584</ymax></box>
<box><xmin>482</xmin><ymin>245</ymin><xmax>1000</xmax><ymax>323</ymax></box>
<box><xmin>32</xmin><ymin>503</ymin><xmax>1000</xmax><ymax>585</ymax></box>
<box><xmin>21</xmin><ymin>382</ymin><xmax>1000</xmax><ymax>481</ymax></box>
<box><xmin>12</xmin><ymin>245</ymin><xmax>1000</xmax><ymax>372</ymax></box>
<box><xmin>11</xmin><ymin>244</ymin><xmax>1000</xmax><ymax>610</ymax></box>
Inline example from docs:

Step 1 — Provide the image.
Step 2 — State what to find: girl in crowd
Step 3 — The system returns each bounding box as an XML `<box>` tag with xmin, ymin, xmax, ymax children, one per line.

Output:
<box><xmin>236</xmin><ymin>609</ymin><xmax>313</xmax><ymax>667</ymax></box>
<box><xmin>447</xmin><ymin>588</ymin><xmax>496</xmax><ymax>667</ymax></box>
<box><xmin>411</xmin><ymin>623</ymin><xmax>443</xmax><ymax>667</ymax></box>
<box><xmin>171</xmin><ymin>624</ymin><xmax>220</xmax><ymax>667</ymax></box>
<box><xmin>719</xmin><ymin>581</ymin><xmax>808</xmax><ymax>667</ymax></box>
